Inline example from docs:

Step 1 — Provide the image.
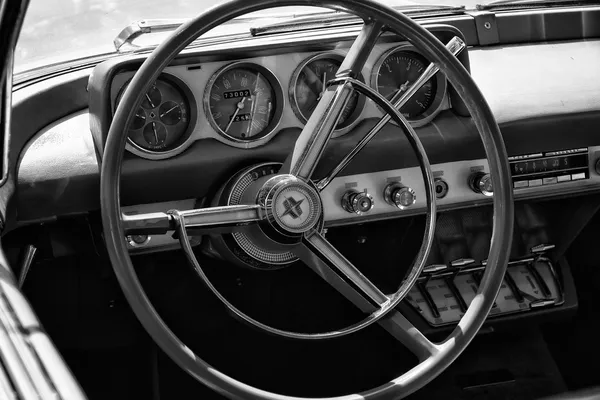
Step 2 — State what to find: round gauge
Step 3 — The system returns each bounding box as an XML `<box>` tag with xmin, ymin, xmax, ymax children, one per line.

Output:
<box><xmin>290</xmin><ymin>53</ymin><xmax>365</xmax><ymax>133</ymax></box>
<box><xmin>116</xmin><ymin>74</ymin><xmax>196</xmax><ymax>155</ymax></box>
<box><xmin>205</xmin><ymin>62</ymin><xmax>284</xmax><ymax>142</ymax></box>
<box><xmin>372</xmin><ymin>46</ymin><xmax>447</xmax><ymax>125</ymax></box>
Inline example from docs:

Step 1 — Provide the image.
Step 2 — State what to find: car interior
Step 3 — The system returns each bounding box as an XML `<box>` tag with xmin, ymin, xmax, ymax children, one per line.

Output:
<box><xmin>1</xmin><ymin>0</ymin><xmax>600</xmax><ymax>398</ymax></box>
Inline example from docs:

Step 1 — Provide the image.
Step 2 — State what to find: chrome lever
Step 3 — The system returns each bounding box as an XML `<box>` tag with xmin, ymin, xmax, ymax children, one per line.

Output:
<box><xmin>530</xmin><ymin>243</ymin><xmax>555</xmax><ymax>254</ymax></box>
<box><xmin>18</xmin><ymin>245</ymin><xmax>37</xmax><ymax>289</ymax></box>
<box><xmin>422</xmin><ymin>264</ymin><xmax>447</xmax><ymax>274</ymax></box>
<box><xmin>450</xmin><ymin>258</ymin><xmax>475</xmax><ymax>268</ymax></box>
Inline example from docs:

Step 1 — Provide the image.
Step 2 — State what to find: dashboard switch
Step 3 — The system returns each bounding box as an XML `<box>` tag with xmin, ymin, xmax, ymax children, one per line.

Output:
<box><xmin>434</xmin><ymin>178</ymin><xmax>449</xmax><ymax>199</ymax></box>
<box><xmin>127</xmin><ymin>235</ymin><xmax>150</xmax><ymax>247</ymax></box>
<box><xmin>384</xmin><ymin>183</ymin><xmax>416</xmax><ymax>209</ymax></box>
<box><xmin>342</xmin><ymin>190</ymin><xmax>374</xmax><ymax>215</ymax></box>
<box><xmin>469</xmin><ymin>172</ymin><xmax>493</xmax><ymax>196</ymax></box>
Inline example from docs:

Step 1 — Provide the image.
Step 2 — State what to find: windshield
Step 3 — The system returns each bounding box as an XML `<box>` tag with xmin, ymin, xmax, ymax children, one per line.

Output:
<box><xmin>12</xmin><ymin>0</ymin><xmax>538</xmax><ymax>75</ymax></box>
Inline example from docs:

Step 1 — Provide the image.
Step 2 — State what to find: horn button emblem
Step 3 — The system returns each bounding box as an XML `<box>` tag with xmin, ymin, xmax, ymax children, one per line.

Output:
<box><xmin>269</xmin><ymin>179</ymin><xmax>322</xmax><ymax>234</ymax></box>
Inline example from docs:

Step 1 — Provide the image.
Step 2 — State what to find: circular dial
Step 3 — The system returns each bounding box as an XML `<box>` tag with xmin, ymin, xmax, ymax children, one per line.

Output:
<box><xmin>374</xmin><ymin>50</ymin><xmax>437</xmax><ymax>119</ymax></box>
<box><xmin>117</xmin><ymin>76</ymin><xmax>192</xmax><ymax>152</ymax></box>
<box><xmin>206</xmin><ymin>63</ymin><xmax>281</xmax><ymax>141</ymax></box>
<box><xmin>291</xmin><ymin>54</ymin><xmax>362</xmax><ymax>130</ymax></box>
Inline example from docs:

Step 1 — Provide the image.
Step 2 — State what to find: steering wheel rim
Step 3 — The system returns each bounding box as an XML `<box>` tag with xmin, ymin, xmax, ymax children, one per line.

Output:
<box><xmin>101</xmin><ymin>0</ymin><xmax>514</xmax><ymax>398</ymax></box>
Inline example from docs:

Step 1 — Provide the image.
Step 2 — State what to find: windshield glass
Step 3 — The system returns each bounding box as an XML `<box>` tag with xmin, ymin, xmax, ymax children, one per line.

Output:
<box><xmin>12</xmin><ymin>0</ymin><xmax>521</xmax><ymax>74</ymax></box>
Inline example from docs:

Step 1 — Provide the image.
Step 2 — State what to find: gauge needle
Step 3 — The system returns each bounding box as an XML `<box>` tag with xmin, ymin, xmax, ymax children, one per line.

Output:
<box><xmin>247</xmin><ymin>74</ymin><xmax>261</xmax><ymax>137</ymax></box>
<box><xmin>160</xmin><ymin>105</ymin><xmax>179</xmax><ymax>118</ymax></box>
<box><xmin>225</xmin><ymin>97</ymin><xmax>246</xmax><ymax>133</ymax></box>
<box><xmin>151</xmin><ymin>122</ymin><xmax>159</xmax><ymax>144</ymax></box>
<box><xmin>316</xmin><ymin>72</ymin><xmax>327</xmax><ymax>101</ymax></box>
<box><xmin>145</xmin><ymin>93</ymin><xmax>156</xmax><ymax>108</ymax></box>
<box><xmin>399</xmin><ymin>80</ymin><xmax>410</xmax><ymax>92</ymax></box>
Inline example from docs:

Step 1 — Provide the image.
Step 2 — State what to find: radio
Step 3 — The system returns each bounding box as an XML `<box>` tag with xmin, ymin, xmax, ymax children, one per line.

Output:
<box><xmin>509</xmin><ymin>147</ymin><xmax>589</xmax><ymax>189</ymax></box>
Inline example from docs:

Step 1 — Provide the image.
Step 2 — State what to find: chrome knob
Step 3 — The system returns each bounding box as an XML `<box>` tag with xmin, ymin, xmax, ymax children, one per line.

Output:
<box><xmin>342</xmin><ymin>190</ymin><xmax>374</xmax><ymax>214</ymax></box>
<box><xmin>469</xmin><ymin>172</ymin><xmax>493</xmax><ymax>196</ymax></box>
<box><xmin>384</xmin><ymin>183</ymin><xmax>416</xmax><ymax>209</ymax></box>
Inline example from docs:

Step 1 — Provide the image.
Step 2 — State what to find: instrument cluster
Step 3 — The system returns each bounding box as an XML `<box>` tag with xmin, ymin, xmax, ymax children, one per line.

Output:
<box><xmin>111</xmin><ymin>42</ymin><xmax>450</xmax><ymax>160</ymax></box>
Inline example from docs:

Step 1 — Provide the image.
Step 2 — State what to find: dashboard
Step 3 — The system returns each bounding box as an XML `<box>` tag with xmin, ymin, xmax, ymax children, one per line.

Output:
<box><xmin>13</xmin><ymin>13</ymin><xmax>600</xmax><ymax>238</ymax></box>
<box><xmin>108</xmin><ymin>40</ymin><xmax>449</xmax><ymax>159</ymax></box>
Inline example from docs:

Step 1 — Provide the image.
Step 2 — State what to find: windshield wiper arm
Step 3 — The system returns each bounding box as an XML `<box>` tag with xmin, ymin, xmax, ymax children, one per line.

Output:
<box><xmin>113</xmin><ymin>19</ymin><xmax>188</xmax><ymax>52</ymax></box>
<box><xmin>250</xmin><ymin>4</ymin><xmax>466</xmax><ymax>36</ymax></box>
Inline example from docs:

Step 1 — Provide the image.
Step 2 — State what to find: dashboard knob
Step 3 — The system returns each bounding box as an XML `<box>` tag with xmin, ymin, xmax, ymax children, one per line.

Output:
<box><xmin>342</xmin><ymin>190</ymin><xmax>374</xmax><ymax>214</ymax></box>
<box><xmin>384</xmin><ymin>183</ymin><xmax>416</xmax><ymax>209</ymax></box>
<box><xmin>469</xmin><ymin>172</ymin><xmax>493</xmax><ymax>197</ymax></box>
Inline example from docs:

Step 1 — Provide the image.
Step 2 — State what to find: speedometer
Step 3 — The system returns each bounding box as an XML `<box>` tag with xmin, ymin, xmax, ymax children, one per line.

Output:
<box><xmin>371</xmin><ymin>45</ymin><xmax>447</xmax><ymax>126</ymax></box>
<box><xmin>204</xmin><ymin>62</ymin><xmax>284</xmax><ymax>142</ymax></box>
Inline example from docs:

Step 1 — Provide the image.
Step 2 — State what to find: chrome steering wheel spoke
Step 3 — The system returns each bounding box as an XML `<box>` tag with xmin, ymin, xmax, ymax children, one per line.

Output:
<box><xmin>295</xmin><ymin>229</ymin><xmax>389</xmax><ymax>308</ymax></box>
<box><xmin>280</xmin><ymin>21</ymin><xmax>383</xmax><ymax>181</ymax></box>
<box><xmin>294</xmin><ymin>230</ymin><xmax>438</xmax><ymax>360</ymax></box>
<box><xmin>121</xmin><ymin>204</ymin><xmax>265</xmax><ymax>235</ymax></box>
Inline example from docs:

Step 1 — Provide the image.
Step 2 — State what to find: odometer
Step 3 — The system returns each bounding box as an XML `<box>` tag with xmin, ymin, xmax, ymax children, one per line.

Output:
<box><xmin>205</xmin><ymin>62</ymin><xmax>283</xmax><ymax>141</ymax></box>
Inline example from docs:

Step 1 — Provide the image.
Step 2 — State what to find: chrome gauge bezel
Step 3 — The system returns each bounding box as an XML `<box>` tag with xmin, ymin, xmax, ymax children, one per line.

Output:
<box><xmin>203</xmin><ymin>61</ymin><xmax>285</xmax><ymax>145</ymax></box>
<box><xmin>370</xmin><ymin>44</ymin><xmax>448</xmax><ymax>128</ymax></box>
<box><xmin>118</xmin><ymin>73</ymin><xmax>198</xmax><ymax>161</ymax></box>
<box><xmin>289</xmin><ymin>52</ymin><xmax>366</xmax><ymax>137</ymax></box>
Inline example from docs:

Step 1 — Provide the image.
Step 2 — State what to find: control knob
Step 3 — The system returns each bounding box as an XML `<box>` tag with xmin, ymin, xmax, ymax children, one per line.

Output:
<box><xmin>469</xmin><ymin>171</ymin><xmax>493</xmax><ymax>197</ymax></box>
<box><xmin>384</xmin><ymin>183</ymin><xmax>416</xmax><ymax>209</ymax></box>
<box><xmin>342</xmin><ymin>189</ymin><xmax>374</xmax><ymax>214</ymax></box>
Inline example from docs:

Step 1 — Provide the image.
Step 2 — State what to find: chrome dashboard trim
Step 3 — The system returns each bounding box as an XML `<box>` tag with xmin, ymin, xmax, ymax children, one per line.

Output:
<box><xmin>110</xmin><ymin>30</ymin><xmax>455</xmax><ymax>159</ymax></box>
<box><xmin>320</xmin><ymin>145</ymin><xmax>600</xmax><ymax>227</ymax></box>
<box><xmin>370</xmin><ymin>43</ymin><xmax>448</xmax><ymax>128</ymax></box>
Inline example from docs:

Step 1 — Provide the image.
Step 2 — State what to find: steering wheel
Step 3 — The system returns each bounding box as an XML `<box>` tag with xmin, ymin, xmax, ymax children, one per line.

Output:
<box><xmin>101</xmin><ymin>0</ymin><xmax>514</xmax><ymax>398</ymax></box>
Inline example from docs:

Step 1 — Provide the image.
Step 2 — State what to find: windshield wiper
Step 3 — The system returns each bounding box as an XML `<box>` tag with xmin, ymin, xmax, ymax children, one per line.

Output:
<box><xmin>476</xmin><ymin>0</ymin><xmax>600</xmax><ymax>11</ymax></box>
<box><xmin>114</xmin><ymin>19</ymin><xmax>187</xmax><ymax>52</ymax></box>
<box><xmin>250</xmin><ymin>5</ymin><xmax>466</xmax><ymax>36</ymax></box>
<box><xmin>113</xmin><ymin>15</ymin><xmax>262</xmax><ymax>52</ymax></box>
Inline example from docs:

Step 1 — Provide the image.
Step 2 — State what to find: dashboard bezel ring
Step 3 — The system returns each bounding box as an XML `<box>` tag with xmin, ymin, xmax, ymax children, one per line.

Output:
<box><xmin>203</xmin><ymin>61</ymin><xmax>285</xmax><ymax>145</ymax></box>
<box><xmin>370</xmin><ymin>43</ymin><xmax>447</xmax><ymax>128</ymax></box>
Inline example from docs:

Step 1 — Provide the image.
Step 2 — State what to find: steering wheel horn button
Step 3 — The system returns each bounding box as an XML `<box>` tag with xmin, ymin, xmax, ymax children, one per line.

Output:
<box><xmin>262</xmin><ymin>176</ymin><xmax>322</xmax><ymax>235</ymax></box>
